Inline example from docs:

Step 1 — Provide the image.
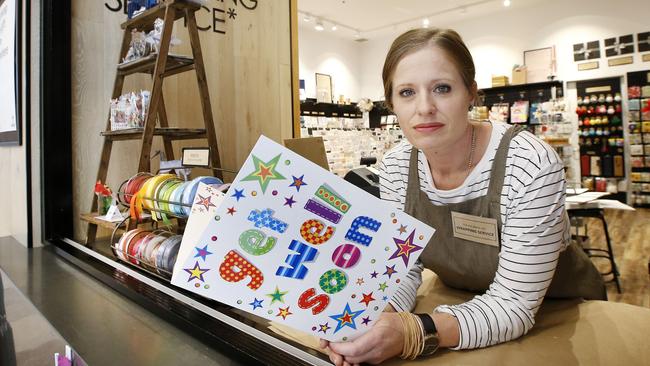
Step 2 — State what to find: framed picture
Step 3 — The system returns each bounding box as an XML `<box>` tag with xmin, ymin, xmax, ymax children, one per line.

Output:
<box><xmin>315</xmin><ymin>73</ymin><xmax>332</xmax><ymax>104</ymax></box>
<box><xmin>524</xmin><ymin>46</ymin><xmax>555</xmax><ymax>83</ymax></box>
<box><xmin>573</xmin><ymin>41</ymin><xmax>600</xmax><ymax>62</ymax></box>
<box><xmin>605</xmin><ymin>34</ymin><xmax>634</xmax><ymax>57</ymax></box>
<box><xmin>0</xmin><ymin>0</ymin><xmax>21</xmax><ymax>145</ymax></box>
<box><xmin>637</xmin><ymin>32</ymin><xmax>650</xmax><ymax>53</ymax></box>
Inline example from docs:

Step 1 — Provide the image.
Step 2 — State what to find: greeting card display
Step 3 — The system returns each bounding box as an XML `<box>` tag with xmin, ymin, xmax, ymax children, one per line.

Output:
<box><xmin>171</xmin><ymin>136</ymin><xmax>435</xmax><ymax>341</ymax></box>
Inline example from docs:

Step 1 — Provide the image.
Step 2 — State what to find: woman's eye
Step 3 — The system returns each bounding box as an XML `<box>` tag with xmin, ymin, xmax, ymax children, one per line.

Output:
<box><xmin>398</xmin><ymin>89</ymin><xmax>415</xmax><ymax>97</ymax></box>
<box><xmin>434</xmin><ymin>85</ymin><xmax>451</xmax><ymax>93</ymax></box>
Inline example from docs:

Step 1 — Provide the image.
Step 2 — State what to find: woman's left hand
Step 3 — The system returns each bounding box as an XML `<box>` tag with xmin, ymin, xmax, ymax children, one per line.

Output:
<box><xmin>319</xmin><ymin>312</ymin><xmax>405</xmax><ymax>365</ymax></box>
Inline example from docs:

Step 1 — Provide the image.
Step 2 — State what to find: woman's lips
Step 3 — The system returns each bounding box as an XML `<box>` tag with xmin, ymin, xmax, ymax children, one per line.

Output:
<box><xmin>413</xmin><ymin>123</ymin><xmax>444</xmax><ymax>133</ymax></box>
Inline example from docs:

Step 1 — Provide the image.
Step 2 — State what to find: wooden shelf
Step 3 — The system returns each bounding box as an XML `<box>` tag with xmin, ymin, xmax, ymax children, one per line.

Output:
<box><xmin>117</xmin><ymin>54</ymin><xmax>194</xmax><ymax>77</ymax></box>
<box><xmin>121</xmin><ymin>0</ymin><xmax>200</xmax><ymax>31</ymax></box>
<box><xmin>80</xmin><ymin>212</ymin><xmax>128</xmax><ymax>231</ymax></box>
<box><xmin>101</xmin><ymin>128</ymin><xmax>207</xmax><ymax>141</ymax></box>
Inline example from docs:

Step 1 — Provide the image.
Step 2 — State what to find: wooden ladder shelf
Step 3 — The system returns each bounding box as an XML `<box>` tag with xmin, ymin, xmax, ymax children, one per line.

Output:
<box><xmin>83</xmin><ymin>0</ymin><xmax>222</xmax><ymax>245</ymax></box>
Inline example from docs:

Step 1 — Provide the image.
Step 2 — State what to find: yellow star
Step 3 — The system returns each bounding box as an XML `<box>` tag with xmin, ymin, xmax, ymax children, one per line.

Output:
<box><xmin>184</xmin><ymin>261</ymin><xmax>210</xmax><ymax>282</ymax></box>
<box><xmin>277</xmin><ymin>306</ymin><xmax>293</xmax><ymax>320</ymax></box>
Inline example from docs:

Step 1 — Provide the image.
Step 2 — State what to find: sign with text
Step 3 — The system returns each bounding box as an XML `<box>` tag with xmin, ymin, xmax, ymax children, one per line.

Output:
<box><xmin>171</xmin><ymin>135</ymin><xmax>435</xmax><ymax>341</ymax></box>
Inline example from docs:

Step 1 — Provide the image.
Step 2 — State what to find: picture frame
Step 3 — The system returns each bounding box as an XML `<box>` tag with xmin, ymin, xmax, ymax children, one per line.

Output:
<box><xmin>315</xmin><ymin>72</ymin><xmax>332</xmax><ymax>104</ymax></box>
<box><xmin>524</xmin><ymin>46</ymin><xmax>555</xmax><ymax>83</ymax></box>
<box><xmin>0</xmin><ymin>0</ymin><xmax>21</xmax><ymax>145</ymax></box>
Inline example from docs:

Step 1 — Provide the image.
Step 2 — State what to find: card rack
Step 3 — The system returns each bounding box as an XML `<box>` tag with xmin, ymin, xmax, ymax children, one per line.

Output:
<box><xmin>626</xmin><ymin>69</ymin><xmax>650</xmax><ymax>207</ymax></box>
<box><xmin>575</xmin><ymin>77</ymin><xmax>626</xmax><ymax>202</ymax></box>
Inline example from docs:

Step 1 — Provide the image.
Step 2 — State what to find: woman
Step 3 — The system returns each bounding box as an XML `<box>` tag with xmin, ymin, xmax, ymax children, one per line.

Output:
<box><xmin>320</xmin><ymin>28</ymin><xmax>604</xmax><ymax>365</ymax></box>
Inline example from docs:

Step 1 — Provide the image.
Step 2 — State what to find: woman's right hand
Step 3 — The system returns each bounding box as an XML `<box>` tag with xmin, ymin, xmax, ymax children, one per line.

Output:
<box><xmin>319</xmin><ymin>312</ymin><xmax>405</xmax><ymax>365</ymax></box>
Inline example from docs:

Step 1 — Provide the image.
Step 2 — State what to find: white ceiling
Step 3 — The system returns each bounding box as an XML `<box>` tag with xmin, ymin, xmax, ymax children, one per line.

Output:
<box><xmin>297</xmin><ymin>0</ymin><xmax>545</xmax><ymax>40</ymax></box>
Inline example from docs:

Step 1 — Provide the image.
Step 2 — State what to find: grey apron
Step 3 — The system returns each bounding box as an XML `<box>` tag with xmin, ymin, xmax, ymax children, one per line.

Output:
<box><xmin>405</xmin><ymin>125</ymin><xmax>606</xmax><ymax>300</ymax></box>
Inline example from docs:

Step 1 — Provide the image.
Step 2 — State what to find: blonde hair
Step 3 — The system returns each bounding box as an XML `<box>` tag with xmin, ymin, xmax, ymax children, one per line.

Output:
<box><xmin>382</xmin><ymin>28</ymin><xmax>477</xmax><ymax>110</ymax></box>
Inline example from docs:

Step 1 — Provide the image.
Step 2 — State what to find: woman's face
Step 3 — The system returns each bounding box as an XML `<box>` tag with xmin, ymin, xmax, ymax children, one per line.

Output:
<box><xmin>391</xmin><ymin>46</ymin><xmax>474</xmax><ymax>153</ymax></box>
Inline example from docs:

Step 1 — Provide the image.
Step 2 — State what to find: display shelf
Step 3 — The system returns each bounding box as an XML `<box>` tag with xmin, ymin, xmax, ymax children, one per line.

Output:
<box><xmin>80</xmin><ymin>212</ymin><xmax>130</xmax><ymax>231</ymax></box>
<box><xmin>121</xmin><ymin>0</ymin><xmax>200</xmax><ymax>31</ymax></box>
<box><xmin>117</xmin><ymin>54</ymin><xmax>194</xmax><ymax>77</ymax></box>
<box><xmin>300</xmin><ymin>99</ymin><xmax>362</xmax><ymax>118</ymax></box>
<box><xmin>101</xmin><ymin>127</ymin><xmax>207</xmax><ymax>141</ymax></box>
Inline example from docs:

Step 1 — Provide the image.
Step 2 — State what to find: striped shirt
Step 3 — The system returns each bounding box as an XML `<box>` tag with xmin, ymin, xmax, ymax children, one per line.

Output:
<box><xmin>380</xmin><ymin>122</ymin><xmax>570</xmax><ymax>350</ymax></box>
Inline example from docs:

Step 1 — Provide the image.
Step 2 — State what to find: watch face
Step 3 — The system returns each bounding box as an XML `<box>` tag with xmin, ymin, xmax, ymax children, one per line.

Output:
<box><xmin>421</xmin><ymin>333</ymin><xmax>440</xmax><ymax>356</ymax></box>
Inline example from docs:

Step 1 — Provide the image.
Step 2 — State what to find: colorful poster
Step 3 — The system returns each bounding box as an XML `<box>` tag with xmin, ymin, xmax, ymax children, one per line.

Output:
<box><xmin>171</xmin><ymin>136</ymin><xmax>435</xmax><ymax>341</ymax></box>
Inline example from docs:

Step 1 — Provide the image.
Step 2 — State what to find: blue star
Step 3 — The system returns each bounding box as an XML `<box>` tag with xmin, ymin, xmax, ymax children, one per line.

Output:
<box><xmin>249</xmin><ymin>298</ymin><xmax>263</xmax><ymax>310</ymax></box>
<box><xmin>329</xmin><ymin>303</ymin><xmax>364</xmax><ymax>334</ymax></box>
<box><xmin>289</xmin><ymin>175</ymin><xmax>307</xmax><ymax>192</ymax></box>
<box><xmin>232</xmin><ymin>188</ymin><xmax>245</xmax><ymax>201</ymax></box>
<box><xmin>194</xmin><ymin>245</ymin><xmax>213</xmax><ymax>261</ymax></box>
<box><xmin>284</xmin><ymin>195</ymin><xmax>296</xmax><ymax>207</ymax></box>
<box><xmin>370</xmin><ymin>271</ymin><xmax>379</xmax><ymax>278</ymax></box>
<box><xmin>382</xmin><ymin>296</ymin><xmax>389</xmax><ymax>302</ymax></box>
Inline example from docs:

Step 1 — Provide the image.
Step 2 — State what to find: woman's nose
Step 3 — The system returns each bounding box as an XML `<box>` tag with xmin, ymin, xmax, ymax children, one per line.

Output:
<box><xmin>416</xmin><ymin>93</ymin><xmax>436</xmax><ymax>115</ymax></box>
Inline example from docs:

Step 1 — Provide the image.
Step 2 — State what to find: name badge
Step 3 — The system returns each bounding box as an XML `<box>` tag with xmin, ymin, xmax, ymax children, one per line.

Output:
<box><xmin>450</xmin><ymin>211</ymin><xmax>499</xmax><ymax>247</ymax></box>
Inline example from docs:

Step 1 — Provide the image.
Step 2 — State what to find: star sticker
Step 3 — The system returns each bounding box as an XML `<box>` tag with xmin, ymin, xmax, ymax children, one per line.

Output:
<box><xmin>267</xmin><ymin>286</ymin><xmax>288</xmax><ymax>305</ymax></box>
<box><xmin>289</xmin><ymin>175</ymin><xmax>307</xmax><ymax>192</ymax></box>
<box><xmin>397</xmin><ymin>224</ymin><xmax>408</xmax><ymax>234</ymax></box>
<box><xmin>356</xmin><ymin>277</ymin><xmax>365</xmax><ymax>285</ymax></box>
<box><xmin>382</xmin><ymin>296</ymin><xmax>389</xmax><ymax>301</ymax></box>
<box><xmin>241</xmin><ymin>154</ymin><xmax>286</xmax><ymax>193</ymax></box>
<box><xmin>232</xmin><ymin>188</ymin><xmax>245</xmax><ymax>201</ymax></box>
<box><xmin>227</xmin><ymin>7</ymin><xmax>237</xmax><ymax>19</ymax></box>
<box><xmin>318</xmin><ymin>322</ymin><xmax>331</xmax><ymax>334</ymax></box>
<box><xmin>193</xmin><ymin>245</ymin><xmax>213</xmax><ymax>261</ymax></box>
<box><xmin>329</xmin><ymin>303</ymin><xmax>365</xmax><ymax>334</ymax></box>
<box><xmin>362</xmin><ymin>316</ymin><xmax>371</xmax><ymax>325</ymax></box>
<box><xmin>359</xmin><ymin>292</ymin><xmax>375</xmax><ymax>307</ymax></box>
<box><xmin>389</xmin><ymin>229</ymin><xmax>423</xmax><ymax>267</ymax></box>
<box><xmin>284</xmin><ymin>195</ymin><xmax>296</xmax><ymax>208</ymax></box>
<box><xmin>249</xmin><ymin>298</ymin><xmax>264</xmax><ymax>310</ymax></box>
<box><xmin>370</xmin><ymin>271</ymin><xmax>379</xmax><ymax>279</ymax></box>
<box><xmin>378</xmin><ymin>282</ymin><xmax>388</xmax><ymax>292</ymax></box>
<box><xmin>184</xmin><ymin>261</ymin><xmax>210</xmax><ymax>282</ymax></box>
<box><xmin>277</xmin><ymin>306</ymin><xmax>293</xmax><ymax>320</ymax></box>
<box><xmin>383</xmin><ymin>265</ymin><xmax>398</xmax><ymax>279</ymax></box>
<box><xmin>227</xmin><ymin>206</ymin><xmax>236</xmax><ymax>215</ymax></box>
<box><xmin>195</xmin><ymin>194</ymin><xmax>216</xmax><ymax>211</ymax></box>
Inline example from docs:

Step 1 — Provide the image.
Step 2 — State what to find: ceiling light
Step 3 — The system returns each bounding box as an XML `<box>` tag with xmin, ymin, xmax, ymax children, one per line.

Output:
<box><xmin>503</xmin><ymin>0</ymin><xmax>511</xmax><ymax>6</ymax></box>
<box><xmin>303</xmin><ymin>14</ymin><xmax>311</xmax><ymax>22</ymax></box>
<box><xmin>354</xmin><ymin>31</ymin><xmax>361</xmax><ymax>38</ymax></box>
<box><xmin>331</xmin><ymin>25</ymin><xmax>338</xmax><ymax>31</ymax></box>
<box><xmin>422</xmin><ymin>18</ymin><xmax>430</xmax><ymax>28</ymax></box>
<box><xmin>315</xmin><ymin>21</ymin><xmax>324</xmax><ymax>31</ymax></box>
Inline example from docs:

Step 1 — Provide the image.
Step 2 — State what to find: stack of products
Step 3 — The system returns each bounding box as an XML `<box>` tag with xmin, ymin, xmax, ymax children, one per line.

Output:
<box><xmin>109</xmin><ymin>90</ymin><xmax>150</xmax><ymax>130</ymax></box>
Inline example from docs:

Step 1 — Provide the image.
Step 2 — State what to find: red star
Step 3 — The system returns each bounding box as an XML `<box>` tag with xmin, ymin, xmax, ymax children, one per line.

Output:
<box><xmin>227</xmin><ymin>207</ymin><xmax>236</xmax><ymax>215</ymax></box>
<box><xmin>359</xmin><ymin>292</ymin><xmax>375</xmax><ymax>307</ymax></box>
<box><xmin>258</xmin><ymin>165</ymin><xmax>273</xmax><ymax>180</ymax></box>
<box><xmin>340</xmin><ymin>312</ymin><xmax>353</xmax><ymax>324</ymax></box>
<box><xmin>195</xmin><ymin>194</ymin><xmax>216</xmax><ymax>211</ymax></box>
<box><xmin>389</xmin><ymin>229</ymin><xmax>422</xmax><ymax>266</ymax></box>
<box><xmin>277</xmin><ymin>306</ymin><xmax>293</xmax><ymax>320</ymax></box>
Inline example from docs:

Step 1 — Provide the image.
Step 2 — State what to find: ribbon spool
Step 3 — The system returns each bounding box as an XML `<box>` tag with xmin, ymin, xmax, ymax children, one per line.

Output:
<box><xmin>140</xmin><ymin>231</ymin><xmax>172</xmax><ymax>272</ymax></box>
<box><xmin>155</xmin><ymin>235</ymin><xmax>182</xmax><ymax>276</ymax></box>
<box><xmin>113</xmin><ymin>229</ymin><xmax>180</xmax><ymax>278</ymax></box>
<box><xmin>117</xmin><ymin>173</ymin><xmax>153</xmax><ymax>207</ymax></box>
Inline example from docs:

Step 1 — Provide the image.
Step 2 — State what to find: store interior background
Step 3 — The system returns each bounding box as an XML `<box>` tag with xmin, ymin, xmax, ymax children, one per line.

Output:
<box><xmin>0</xmin><ymin>0</ymin><xmax>647</xmax><ymax>305</ymax></box>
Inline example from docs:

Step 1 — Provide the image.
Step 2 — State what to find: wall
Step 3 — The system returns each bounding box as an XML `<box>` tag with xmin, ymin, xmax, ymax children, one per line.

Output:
<box><xmin>0</xmin><ymin>0</ymin><xmax>38</xmax><ymax>247</ymax></box>
<box><xmin>299</xmin><ymin>26</ymin><xmax>362</xmax><ymax>102</ymax></box>
<box><xmin>71</xmin><ymin>1</ymin><xmax>294</xmax><ymax>242</ymax></box>
<box><xmin>357</xmin><ymin>0</ymin><xmax>650</xmax><ymax>98</ymax></box>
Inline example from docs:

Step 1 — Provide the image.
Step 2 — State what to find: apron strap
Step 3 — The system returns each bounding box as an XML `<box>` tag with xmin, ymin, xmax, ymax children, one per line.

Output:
<box><xmin>405</xmin><ymin>147</ymin><xmax>421</xmax><ymax>213</ymax></box>
<box><xmin>486</xmin><ymin>124</ymin><xmax>526</xmax><ymax>200</ymax></box>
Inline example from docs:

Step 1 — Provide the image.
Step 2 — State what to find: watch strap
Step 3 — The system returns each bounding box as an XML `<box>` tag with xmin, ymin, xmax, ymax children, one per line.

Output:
<box><xmin>415</xmin><ymin>313</ymin><xmax>437</xmax><ymax>336</ymax></box>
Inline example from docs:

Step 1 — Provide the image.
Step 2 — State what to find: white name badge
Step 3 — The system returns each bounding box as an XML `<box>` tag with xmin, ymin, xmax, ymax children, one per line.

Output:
<box><xmin>450</xmin><ymin>211</ymin><xmax>499</xmax><ymax>247</ymax></box>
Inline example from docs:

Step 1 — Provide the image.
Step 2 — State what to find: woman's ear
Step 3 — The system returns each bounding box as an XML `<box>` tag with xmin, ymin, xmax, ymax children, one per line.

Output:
<box><xmin>470</xmin><ymin>81</ymin><xmax>478</xmax><ymax>105</ymax></box>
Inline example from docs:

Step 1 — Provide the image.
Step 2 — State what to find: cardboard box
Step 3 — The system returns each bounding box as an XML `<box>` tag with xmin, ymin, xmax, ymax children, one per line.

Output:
<box><xmin>512</xmin><ymin>67</ymin><xmax>527</xmax><ymax>85</ymax></box>
<box><xmin>491</xmin><ymin>75</ymin><xmax>509</xmax><ymax>87</ymax></box>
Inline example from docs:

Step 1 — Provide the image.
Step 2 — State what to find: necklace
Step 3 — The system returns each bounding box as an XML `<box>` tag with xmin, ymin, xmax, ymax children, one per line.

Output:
<box><xmin>467</xmin><ymin>124</ymin><xmax>477</xmax><ymax>170</ymax></box>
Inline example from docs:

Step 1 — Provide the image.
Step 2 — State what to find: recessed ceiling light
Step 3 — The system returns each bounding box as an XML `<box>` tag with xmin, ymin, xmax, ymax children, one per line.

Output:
<box><xmin>303</xmin><ymin>14</ymin><xmax>311</xmax><ymax>22</ymax></box>
<box><xmin>315</xmin><ymin>21</ymin><xmax>324</xmax><ymax>31</ymax></box>
<box><xmin>422</xmin><ymin>18</ymin><xmax>430</xmax><ymax>28</ymax></box>
<box><xmin>354</xmin><ymin>31</ymin><xmax>361</xmax><ymax>38</ymax></box>
<box><xmin>331</xmin><ymin>25</ymin><xmax>337</xmax><ymax>31</ymax></box>
<box><xmin>503</xmin><ymin>0</ymin><xmax>511</xmax><ymax>7</ymax></box>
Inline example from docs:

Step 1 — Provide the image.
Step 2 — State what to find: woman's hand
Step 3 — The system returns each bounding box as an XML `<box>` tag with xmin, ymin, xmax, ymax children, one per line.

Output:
<box><xmin>319</xmin><ymin>312</ymin><xmax>405</xmax><ymax>365</ymax></box>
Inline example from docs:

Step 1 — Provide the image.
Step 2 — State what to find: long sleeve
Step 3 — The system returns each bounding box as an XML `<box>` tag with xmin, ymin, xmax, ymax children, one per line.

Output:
<box><xmin>435</xmin><ymin>133</ymin><xmax>569</xmax><ymax>349</ymax></box>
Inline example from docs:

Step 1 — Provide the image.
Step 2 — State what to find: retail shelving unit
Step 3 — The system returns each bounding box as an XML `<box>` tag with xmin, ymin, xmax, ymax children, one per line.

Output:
<box><xmin>627</xmin><ymin>70</ymin><xmax>650</xmax><ymax>207</ymax></box>
<box><xmin>81</xmin><ymin>0</ymin><xmax>222</xmax><ymax>244</ymax></box>
<box><xmin>575</xmin><ymin>77</ymin><xmax>626</xmax><ymax>203</ymax></box>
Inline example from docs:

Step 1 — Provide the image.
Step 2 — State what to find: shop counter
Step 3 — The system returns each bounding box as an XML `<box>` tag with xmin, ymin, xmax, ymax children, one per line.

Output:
<box><xmin>270</xmin><ymin>269</ymin><xmax>650</xmax><ymax>365</ymax></box>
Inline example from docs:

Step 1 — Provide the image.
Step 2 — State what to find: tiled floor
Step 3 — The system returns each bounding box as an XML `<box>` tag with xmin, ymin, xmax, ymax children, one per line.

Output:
<box><xmin>2</xmin><ymin>270</ymin><xmax>67</xmax><ymax>366</ymax></box>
